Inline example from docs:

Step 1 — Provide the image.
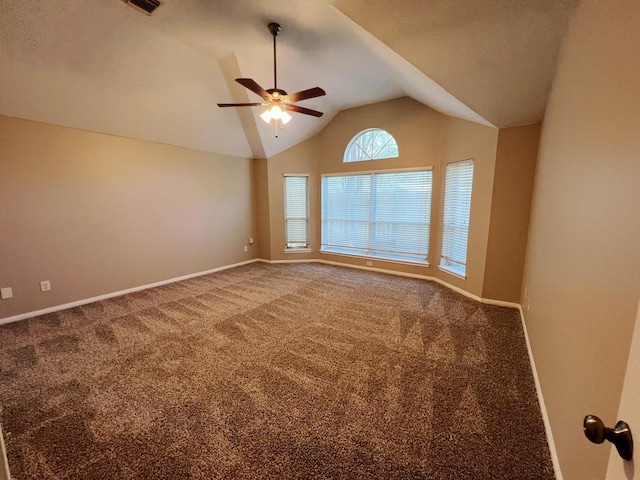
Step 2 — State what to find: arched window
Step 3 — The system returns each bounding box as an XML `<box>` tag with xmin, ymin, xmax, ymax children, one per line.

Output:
<box><xmin>343</xmin><ymin>128</ymin><xmax>399</xmax><ymax>163</ymax></box>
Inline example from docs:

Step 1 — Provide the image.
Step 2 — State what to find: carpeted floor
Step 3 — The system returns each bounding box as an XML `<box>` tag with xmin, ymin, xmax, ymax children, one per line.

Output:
<box><xmin>0</xmin><ymin>263</ymin><xmax>554</xmax><ymax>479</ymax></box>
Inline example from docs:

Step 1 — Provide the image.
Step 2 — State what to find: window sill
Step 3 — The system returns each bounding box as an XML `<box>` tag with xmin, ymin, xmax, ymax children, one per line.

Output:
<box><xmin>284</xmin><ymin>248</ymin><xmax>312</xmax><ymax>254</ymax></box>
<box><xmin>320</xmin><ymin>249</ymin><xmax>430</xmax><ymax>268</ymax></box>
<box><xmin>438</xmin><ymin>265</ymin><xmax>466</xmax><ymax>280</ymax></box>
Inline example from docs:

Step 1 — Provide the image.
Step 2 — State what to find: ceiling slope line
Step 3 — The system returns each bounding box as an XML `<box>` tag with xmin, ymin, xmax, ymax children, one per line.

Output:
<box><xmin>218</xmin><ymin>53</ymin><xmax>268</xmax><ymax>159</ymax></box>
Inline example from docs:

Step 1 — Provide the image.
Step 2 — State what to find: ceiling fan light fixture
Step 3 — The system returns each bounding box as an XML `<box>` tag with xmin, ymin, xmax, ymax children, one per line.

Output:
<box><xmin>260</xmin><ymin>109</ymin><xmax>272</xmax><ymax>123</ymax></box>
<box><xmin>261</xmin><ymin>104</ymin><xmax>291</xmax><ymax>124</ymax></box>
<box><xmin>270</xmin><ymin>104</ymin><xmax>283</xmax><ymax>120</ymax></box>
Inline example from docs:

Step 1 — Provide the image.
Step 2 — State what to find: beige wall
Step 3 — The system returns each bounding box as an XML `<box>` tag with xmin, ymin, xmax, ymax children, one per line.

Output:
<box><xmin>316</xmin><ymin>98</ymin><xmax>499</xmax><ymax>299</ymax></box>
<box><xmin>482</xmin><ymin>125</ymin><xmax>540</xmax><ymax>302</ymax></box>
<box><xmin>0</xmin><ymin>115</ymin><xmax>256</xmax><ymax>320</ymax></box>
<box><xmin>265</xmin><ymin>137</ymin><xmax>319</xmax><ymax>261</ymax></box>
<box><xmin>315</xmin><ymin>98</ymin><xmax>442</xmax><ymax>277</ymax></box>
<box><xmin>0</xmin><ymin>99</ymin><xmax>529</xmax><ymax>321</ymax></box>
<box><xmin>253</xmin><ymin>158</ymin><xmax>271</xmax><ymax>259</ymax></box>
<box><xmin>435</xmin><ymin>115</ymin><xmax>499</xmax><ymax>297</ymax></box>
<box><xmin>261</xmin><ymin>97</ymin><xmax>507</xmax><ymax>300</ymax></box>
<box><xmin>316</xmin><ymin>97</ymin><xmax>443</xmax><ymax>174</ymax></box>
<box><xmin>521</xmin><ymin>0</ymin><xmax>640</xmax><ymax>478</ymax></box>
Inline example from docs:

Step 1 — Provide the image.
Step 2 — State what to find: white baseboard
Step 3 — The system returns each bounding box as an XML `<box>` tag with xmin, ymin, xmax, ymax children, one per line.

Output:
<box><xmin>517</xmin><ymin>305</ymin><xmax>563</xmax><ymax>480</ymax></box>
<box><xmin>260</xmin><ymin>257</ymin><xmax>490</xmax><ymax>304</ymax></box>
<box><xmin>0</xmin><ymin>422</ymin><xmax>9</xmax><ymax>480</ymax></box>
<box><xmin>481</xmin><ymin>297</ymin><xmax>521</xmax><ymax>309</ymax></box>
<box><xmin>0</xmin><ymin>259</ymin><xmax>259</xmax><ymax>326</ymax></box>
<box><xmin>260</xmin><ymin>258</ymin><xmax>312</xmax><ymax>264</ymax></box>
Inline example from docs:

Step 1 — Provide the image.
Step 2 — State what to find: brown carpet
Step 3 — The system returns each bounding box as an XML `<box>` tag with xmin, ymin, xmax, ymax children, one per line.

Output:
<box><xmin>0</xmin><ymin>262</ymin><xmax>554</xmax><ymax>479</ymax></box>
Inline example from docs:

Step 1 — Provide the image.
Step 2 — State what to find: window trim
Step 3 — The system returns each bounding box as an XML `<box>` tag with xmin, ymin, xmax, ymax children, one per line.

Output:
<box><xmin>283</xmin><ymin>173</ymin><xmax>310</xmax><ymax>252</ymax></box>
<box><xmin>322</xmin><ymin>166</ymin><xmax>431</xmax><ymax>178</ymax></box>
<box><xmin>439</xmin><ymin>158</ymin><xmax>474</xmax><ymax>279</ymax></box>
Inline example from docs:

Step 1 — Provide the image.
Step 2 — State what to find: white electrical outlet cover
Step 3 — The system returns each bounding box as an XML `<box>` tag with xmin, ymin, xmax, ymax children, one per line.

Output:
<box><xmin>1</xmin><ymin>287</ymin><xmax>13</xmax><ymax>299</ymax></box>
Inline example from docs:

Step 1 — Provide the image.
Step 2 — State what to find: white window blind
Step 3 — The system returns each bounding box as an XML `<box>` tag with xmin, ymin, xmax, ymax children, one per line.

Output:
<box><xmin>321</xmin><ymin>170</ymin><xmax>432</xmax><ymax>264</ymax></box>
<box><xmin>284</xmin><ymin>175</ymin><xmax>309</xmax><ymax>250</ymax></box>
<box><xmin>440</xmin><ymin>159</ymin><xmax>474</xmax><ymax>277</ymax></box>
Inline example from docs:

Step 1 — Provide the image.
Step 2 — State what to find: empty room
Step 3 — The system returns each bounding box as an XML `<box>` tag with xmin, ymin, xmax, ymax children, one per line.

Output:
<box><xmin>0</xmin><ymin>1</ymin><xmax>638</xmax><ymax>479</ymax></box>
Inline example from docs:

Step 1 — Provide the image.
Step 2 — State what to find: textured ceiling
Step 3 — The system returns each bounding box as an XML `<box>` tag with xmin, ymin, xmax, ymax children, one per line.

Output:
<box><xmin>334</xmin><ymin>0</ymin><xmax>580</xmax><ymax>128</ymax></box>
<box><xmin>0</xmin><ymin>0</ymin><xmax>578</xmax><ymax>158</ymax></box>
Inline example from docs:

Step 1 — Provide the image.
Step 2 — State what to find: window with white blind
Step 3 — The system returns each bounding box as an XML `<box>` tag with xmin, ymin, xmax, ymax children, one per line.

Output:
<box><xmin>284</xmin><ymin>175</ymin><xmax>309</xmax><ymax>251</ymax></box>
<box><xmin>440</xmin><ymin>159</ymin><xmax>474</xmax><ymax>278</ymax></box>
<box><xmin>321</xmin><ymin>169</ymin><xmax>432</xmax><ymax>264</ymax></box>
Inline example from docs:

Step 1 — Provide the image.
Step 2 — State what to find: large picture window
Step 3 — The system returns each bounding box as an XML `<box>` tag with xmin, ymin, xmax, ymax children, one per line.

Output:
<box><xmin>440</xmin><ymin>159</ymin><xmax>474</xmax><ymax>278</ymax></box>
<box><xmin>321</xmin><ymin>170</ymin><xmax>432</xmax><ymax>264</ymax></box>
<box><xmin>284</xmin><ymin>175</ymin><xmax>309</xmax><ymax>251</ymax></box>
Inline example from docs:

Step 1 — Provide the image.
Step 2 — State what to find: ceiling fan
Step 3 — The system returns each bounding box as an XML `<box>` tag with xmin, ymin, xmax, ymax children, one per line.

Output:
<box><xmin>217</xmin><ymin>22</ymin><xmax>326</xmax><ymax>125</ymax></box>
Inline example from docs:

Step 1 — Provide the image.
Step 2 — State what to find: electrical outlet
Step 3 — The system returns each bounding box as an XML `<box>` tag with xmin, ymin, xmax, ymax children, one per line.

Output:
<box><xmin>366</xmin><ymin>261</ymin><xmax>373</xmax><ymax>266</ymax></box>
<box><xmin>243</xmin><ymin>245</ymin><xmax>248</xmax><ymax>252</ymax></box>
<box><xmin>40</xmin><ymin>280</ymin><xmax>51</xmax><ymax>292</ymax></box>
<box><xmin>1</xmin><ymin>287</ymin><xmax>13</xmax><ymax>299</ymax></box>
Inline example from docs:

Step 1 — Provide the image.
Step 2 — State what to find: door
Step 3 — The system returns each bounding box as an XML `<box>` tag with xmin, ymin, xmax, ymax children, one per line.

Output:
<box><xmin>606</xmin><ymin>299</ymin><xmax>640</xmax><ymax>479</ymax></box>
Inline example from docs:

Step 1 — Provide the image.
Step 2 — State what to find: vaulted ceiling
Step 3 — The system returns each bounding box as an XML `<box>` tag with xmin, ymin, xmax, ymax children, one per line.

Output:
<box><xmin>0</xmin><ymin>0</ymin><xmax>578</xmax><ymax>159</ymax></box>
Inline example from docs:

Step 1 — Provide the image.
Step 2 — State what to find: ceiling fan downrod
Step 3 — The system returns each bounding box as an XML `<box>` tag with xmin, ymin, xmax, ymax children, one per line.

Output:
<box><xmin>268</xmin><ymin>23</ymin><xmax>281</xmax><ymax>90</ymax></box>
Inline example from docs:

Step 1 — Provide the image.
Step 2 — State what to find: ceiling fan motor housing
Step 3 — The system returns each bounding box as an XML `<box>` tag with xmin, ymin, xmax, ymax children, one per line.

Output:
<box><xmin>267</xmin><ymin>88</ymin><xmax>288</xmax><ymax>100</ymax></box>
<box><xmin>268</xmin><ymin>23</ymin><xmax>281</xmax><ymax>37</ymax></box>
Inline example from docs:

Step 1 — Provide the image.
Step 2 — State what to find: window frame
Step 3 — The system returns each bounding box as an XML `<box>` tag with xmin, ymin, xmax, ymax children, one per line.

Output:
<box><xmin>439</xmin><ymin>159</ymin><xmax>474</xmax><ymax>279</ymax></box>
<box><xmin>343</xmin><ymin>128</ymin><xmax>399</xmax><ymax>163</ymax></box>
<box><xmin>320</xmin><ymin>167</ymin><xmax>433</xmax><ymax>266</ymax></box>
<box><xmin>283</xmin><ymin>174</ymin><xmax>311</xmax><ymax>253</ymax></box>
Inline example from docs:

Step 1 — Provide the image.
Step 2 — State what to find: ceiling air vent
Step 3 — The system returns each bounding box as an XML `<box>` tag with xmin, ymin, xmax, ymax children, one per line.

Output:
<box><xmin>122</xmin><ymin>0</ymin><xmax>162</xmax><ymax>16</ymax></box>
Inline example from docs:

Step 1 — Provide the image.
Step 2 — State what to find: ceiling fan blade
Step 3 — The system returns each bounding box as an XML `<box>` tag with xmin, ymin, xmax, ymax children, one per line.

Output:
<box><xmin>235</xmin><ymin>78</ymin><xmax>270</xmax><ymax>100</ymax></box>
<box><xmin>285</xmin><ymin>104</ymin><xmax>324</xmax><ymax>117</ymax></box>
<box><xmin>287</xmin><ymin>87</ymin><xmax>326</xmax><ymax>103</ymax></box>
<box><xmin>217</xmin><ymin>103</ymin><xmax>264</xmax><ymax>107</ymax></box>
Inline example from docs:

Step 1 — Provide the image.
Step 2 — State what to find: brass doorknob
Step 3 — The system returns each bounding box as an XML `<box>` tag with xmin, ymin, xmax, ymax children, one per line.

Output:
<box><xmin>584</xmin><ymin>415</ymin><xmax>633</xmax><ymax>461</ymax></box>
